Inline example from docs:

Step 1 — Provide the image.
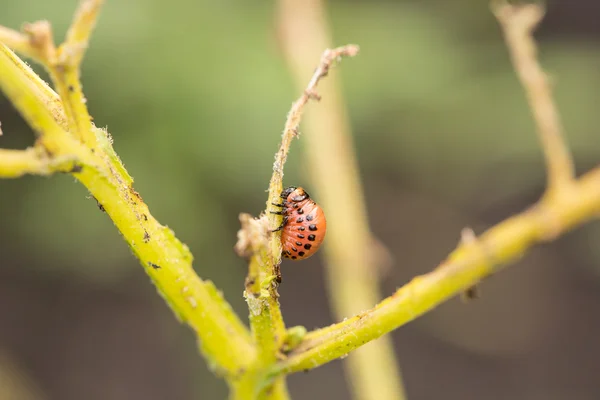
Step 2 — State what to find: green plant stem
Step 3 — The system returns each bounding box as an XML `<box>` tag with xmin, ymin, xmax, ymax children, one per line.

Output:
<box><xmin>240</xmin><ymin>215</ymin><xmax>286</xmax><ymax>357</ymax></box>
<box><xmin>237</xmin><ymin>213</ymin><xmax>288</xmax><ymax>398</ymax></box>
<box><xmin>0</xmin><ymin>41</ymin><xmax>255</xmax><ymax>378</ymax></box>
<box><xmin>258</xmin><ymin>379</ymin><xmax>290</xmax><ymax>400</ymax></box>
<box><xmin>0</xmin><ymin>147</ymin><xmax>57</xmax><ymax>177</ymax></box>
<box><xmin>275</xmin><ymin>0</ymin><xmax>407</xmax><ymax>399</ymax></box>
<box><xmin>229</xmin><ymin>376</ymin><xmax>260</xmax><ymax>400</ymax></box>
<box><xmin>275</xmin><ymin>166</ymin><xmax>600</xmax><ymax>373</ymax></box>
<box><xmin>235</xmin><ymin>44</ymin><xmax>359</xmax><ymax>399</ymax></box>
<box><xmin>229</xmin><ymin>369</ymin><xmax>289</xmax><ymax>400</ymax></box>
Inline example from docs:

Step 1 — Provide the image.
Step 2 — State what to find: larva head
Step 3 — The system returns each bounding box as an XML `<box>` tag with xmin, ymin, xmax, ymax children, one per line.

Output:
<box><xmin>281</xmin><ymin>186</ymin><xmax>309</xmax><ymax>203</ymax></box>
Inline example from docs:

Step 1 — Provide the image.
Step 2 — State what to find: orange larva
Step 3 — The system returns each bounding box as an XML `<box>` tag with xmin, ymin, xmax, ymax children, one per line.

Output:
<box><xmin>271</xmin><ymin>186</ymin><xmax>326</xmax><ymax>260</ymax></box>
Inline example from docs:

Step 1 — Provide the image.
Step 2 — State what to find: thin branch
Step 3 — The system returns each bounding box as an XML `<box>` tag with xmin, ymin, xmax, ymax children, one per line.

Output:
<box><xmin>258</xmin><ymin>46</ymin><xmax>359</xmax><ymax>361</ymax></box>
<box><xmin>265</xmin><ymin>44</ymin><xmax>359</xmax><ymax>263</ymax></box>
<box><xmin>267</xmin><ymin>44</ymin><xmax>359</xmax><ymax>196</ymax></box>
<box><xmin>0</xmin><ymin>45</ymin><xmax>77</xmax><ymax>155</ymax></box>
<box><xmin>275</xmin><ymin>0</ymin><xmax>407</xmax><ymax>398</ymax></box>
<box><xmin>275</xmin><ymin>166</ymin><xmax>600</xmax><ymax>374</ymax></box>
<box><xmin>6</xmin><ymin>0</ymin><xmax>103</xmax><ymax>147</ymax></box>
<box><xmin>50</xmin><ymin>0</ymin><xmax>103</xmax><ymax>147</ymax></box>
<box><xmin>493</xmin><ymin>1</ymin><xmax>575</xmax><ymax>193</ymax></box>
<box><xmin>233</xmin><ymin>44</ymin><xmax>359</xmax><ymax>399</ymax></box>
<box><xmin>263</xmin><ymin>43</ymin><xmax>358</xmax><ymax>341</ymax></box>
<box><xmin>60</xmin><ymin>0</ymin><xmax>105</xmax><ymax>66</ymax></box>
<box><xmin>266</xmin><ymin>0</ymin><xmax>598</xmax><ymax>379</ymax></box>
<box><xmin>0</xmin><ymin>146</ymin><xmax>84</xmax><ymax>178</ymax></box>
<box><xmin>0</xmin><ymin>147</ymin><xmax>53</xmax><ymax>178</ymax></box>
<box><xmin>0</xmin><ymin>25</ymin><xmax>42</xmax><ymax>62</ymax></box>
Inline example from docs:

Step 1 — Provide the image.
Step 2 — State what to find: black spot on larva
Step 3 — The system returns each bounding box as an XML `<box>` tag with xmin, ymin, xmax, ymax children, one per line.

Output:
<box><xmin>306</xmin><ymin>214</ymin><xmax>314</xmax><ymax>221</ymax></box>
<box><xmin>297</xmin><ymin>209</ymin><xmax>304</xmax><ymax>214</ymax></box>
<box><xmin>296</xmin><ymin>217</ymin><xmax>304</xmax><ymax>223</ymax></box>
<box><xmin>296</xmin><ymin>241</ymin><xmax>302</xmax><ymax>246</ymax></box>
<box><xmin>148</xmin><ymin>262</ymin><xmax>161</xmax><ymax>270</ymax></box>
<box><xmin>298</xmin><ymin>226</ymin><xmax>306</xmax><ymax>231</ymax></box>
<box><xmin>286</xmin><ymin>250</ymin><xmax>292</xmax><ymax>255</ymax></box>
<box><xmin>309</xmin><ymin>224</ymin><xmax>317</xmax><ymax>231</ymax></box>
<box><xmin>142</xmin><ymin>214</ymin><xmax>148</xmax><ymax>221</ymax></box>
<box><xmin>292</xmin><ymin>247</ymin><xmax>298</xmax><ymax>252</ymax></box>
<box><xmin>308</xmin><ymin>234</ymin><xmax>316</xmax><ymax>241</ymax></box>
<box><xmin>304</xmin><ymin>244</ymin><xmax>312</xmax><ymax>250</ymax></box>
<box><xmin>68</xmin><ymin>85</ymin><xmax>75</xmax><ymax>92</ymax></box>
<box><xmin>298</xmin><ymin>251</ymin><xmax>305</xmax><ymax>256</ymax></box>
<box><xmin>143</xmin><ymin>231</ymin><xmax>151</xmax><ymax>243</ymax></box>
<box><xmin>297</xmin><ymin>234</ymin><xmax>305</xmax><ymax>239</ymax></box>
<box><xmin>292</xmin><ymin>256</ymin><xmax>297</xmax><ymax>259</ymax></box>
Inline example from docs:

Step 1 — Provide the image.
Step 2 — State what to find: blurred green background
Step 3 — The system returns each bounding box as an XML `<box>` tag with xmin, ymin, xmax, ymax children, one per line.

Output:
<box><xmin>2</xmin><ymin>0</ymin><xmax>600</xmax><ymax>399</ymax></box>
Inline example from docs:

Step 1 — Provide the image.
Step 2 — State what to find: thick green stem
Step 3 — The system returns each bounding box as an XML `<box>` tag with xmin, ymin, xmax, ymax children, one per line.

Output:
<box><xmin>229</xmin><ymin>371</ymin><xmax>289</xmax><ymax>400</ymax></box>
<box><xmin>0</xmin><ymin>40</ymin><xmax>256</xmax><ymax>377</ymax></box>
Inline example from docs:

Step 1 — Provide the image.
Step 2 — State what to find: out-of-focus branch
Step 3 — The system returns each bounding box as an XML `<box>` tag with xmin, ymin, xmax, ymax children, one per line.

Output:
<box><xmin>0</xmin><ymin>352</ymin><xmax>45</xmax><ymax>400</ymax></box>
<box><xmin>493</xmin><ymin>1</ymin><xmax>575</xmax><ymax>195</ymax></box>
<box><xmin>272</xmin><ymin>0</ymin><xmax>598</xmax><ymax>378</ymax></box>
<box><xmin>0</xmin><ymin>25</ymin><xmax>41</xmax><ymax>61</ymax></box>
<box><xmin>61</xmin><ymin>0</ymin><xmax>104</xmax><ymax>66</ymax></box>
<box><xmin>275</xmin><ymin>1</ymin><xmax>407</xmax><ymax>400</ymax></box>
<box><xmin>277</xmin><ymin>166</ymin><xmax>600</xmax><ymax>374</ymax></box>
<box><xmin>48</xmin><ymin>0</ymin><xmax>102</xmax><ymax>147</ymax></box>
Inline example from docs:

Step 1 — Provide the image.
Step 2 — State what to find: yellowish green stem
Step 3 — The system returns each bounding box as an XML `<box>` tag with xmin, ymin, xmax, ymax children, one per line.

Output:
<box><xmin>275</xmin><ymin>0</ymin><xmax>407</xmax><ymax>399</ymax></box>
<box><xmin>276</xmin><ymin>166</ymin><xmax>600</xmax><ymax>374</ymax></box>
<box><xmin>4</xmin><ymin>2</ymin><xmax>600</xmax><ymax>400</ymax></box>
<box><xmin>0</xmin><ymin>39</ymin><xmax>255</xmax><ymax>379</ymax></box>
<box><xmin>0</xmin><ymin>147</ymin><xmax>61</xmax><ymax>178</ymax></box>
<box><xmin>235</xmin><ymin>44</ymin><xmax>359</xmax><ymax>399</ymax></box>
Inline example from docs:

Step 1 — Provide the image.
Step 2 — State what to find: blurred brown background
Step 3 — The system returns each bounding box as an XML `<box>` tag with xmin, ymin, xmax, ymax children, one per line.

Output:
<box><xmin>2</xmin><ymin>0</ymin><xmax>600</xmax><ymax>399</ymax></box>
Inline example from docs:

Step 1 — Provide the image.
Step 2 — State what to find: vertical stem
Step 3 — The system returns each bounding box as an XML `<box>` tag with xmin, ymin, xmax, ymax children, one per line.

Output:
<box><xmin>237</xmin><ymin>43</ymin><xmax>356</xmax><ymax>400</ymax></box>
<box><xmin>229</xmin><ymin>377</ymin><xmax>259</xmax><ymax>400</ymax></box>
<box><xmin>275</xmin><ymin>1</ymin><xmax>407</xmax><ymax>399</ymax></box>
<box><xmin>258</xmin><ymin>378</ymin><xmax>290</xmax><ymax>400</ymax></box>
<box><xmin>493</xmin><ymin>3</ymin><xmax>574</xmax><ymax>195</ymax></box>
<box><xmin>229</xmin><ymin>371</ymin><xmax>289</xmax><ymax>400</ymax></box>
